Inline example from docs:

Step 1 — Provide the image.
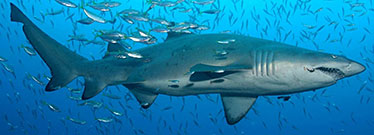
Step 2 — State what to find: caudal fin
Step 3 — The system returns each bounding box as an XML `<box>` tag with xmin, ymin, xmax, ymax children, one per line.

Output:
<box><xmin>10</xmin><ymin>3</ymin><xmax>88</xmax><ymax>91</ymax></box>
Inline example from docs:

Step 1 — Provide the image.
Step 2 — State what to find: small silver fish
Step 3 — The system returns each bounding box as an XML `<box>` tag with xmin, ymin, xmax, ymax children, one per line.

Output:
<box><xmin>0</xmin><ymin>56</ymin><xmax>7</xmax><ymax>62</ymax></box>
<box><xmin>151</xmin><ymin>26</ymin><xmax>170</xmax><ymax>33</ymax></box>
<box><xmin>43</xmin><ymin>8</ymin><xmax>64</xmax><ymax>16</ymax></box>
<box><xmin>20</xmin><ymin>44</ymin><xmax>36</xmax><ymax>56</ymax></box>
<box><xmin>83</xmin><ymin>9</ymin><xmax>106</xmax><ymax>23</ymax></box>
<box><xmin>125</xmin><ymin>52</ymin><xmax>143</xmax><ymax>59</ymax></box>
<box><xmin>104</xmin><ymin>106</ymin><xmax>123</xmax><ymax>116</ymax></box>
<box><xmin>77</xmin><ymin>18</ymin><xmax>94</xmax><ymax>25</ymax></box>
<box><xmin>30</xmin><ymin>74</ymin><xmax>44</xmax><ymax>85</ymax></box>
<box><xmin>151</xmin><ymin>18</ymin><xmax>171</xmax><ymax>25</ymax></box>
<box><xmin>67</xmin><ymin>116</ymin><xmax>86</xmax><ymax>125</ymax></box>
<box><xmin>120</xmin><ymin>15</ymin><xmax>134</xmax><ymax>24</ymax></box>
<box><xmin>55</xmin><ymin>0</ymin><xmax>77</xmax><ymax>8</ymax></box>
<box><xmin>1</xmin><ymin>63</ymin><xmax>15</xmax><ymax>75</ymax></box>
<box><xmin>97</xmin><ymin>30</ymin><xmax>126</xmax><ymax>43</ymax></box>
<box><xmin>68</xmin><ymin>96</ymin><xmax>82</xmax><ymax>101</ymax></box>
<box><xmin>196</xmin><ymin>25</ymin><xmax>209</xmax><ymax>30</ymax></box>
<box><xmin>41</xmin><ymin>100</ymin><xmax>61</xmax><ymax>112</ymax></box>
<box><xmin>152</xmin><ymin>1</ymin><xmax>178</xmax><ymax>7</ymax></box>
<box><xmin>95</xmin><ymin>117</ymin><xmax>113</xmax><ymax>123</ymax></box>
<box><xmin>201</xmin><ymin>9</ymin><xmax>220</xmax><ymax>14</ymax></box>
<box><xmin>179</xmin><ymin>8</ymin><xmax>192</xmax><ymax>13</ymax></box>
<box><xmin>79</xmin><ymin>101</ymin><xmax>103</xmax><ymax>108</ymax></box>
<box><xmin>119</xmin><ymin>9</ymin><xmax>141</xmax><ymax>15</ymax></box>
<box><xmin>169</xmin><ymin>24</ymin><xmax>190</xmax><ymax>31</ymax></box>
<box><xmin>192</xmin><ymin>0</ymin><xmax>215</xmax><ymax>5</ymax></box>
<box><xmin>98</xmin><ymin>1</ymin><xmax>121</xmax><ymax>8</ymax></box>
<box><xmin>127</xmin><ymin>14</ymin><xmax>149</xmax><ymax>22</ymax></box>
<box><xmin>88</xmin><ymin>4</ymin><xmax>110</xmax><ymax>12</ymax></box>
<box><xmin>128</xmin><ymin>36</ymin><xmax>151</xmax><ymax>43</ymax></box>
<box><xmin>136</xmin><ymin>28</ymin><xmax>150</xmax><ymax>37</ymax></box>
<box><xmin>67</xmin><ymin>87</ymin><xmax>81</xmax><ymax>94</ymax></box>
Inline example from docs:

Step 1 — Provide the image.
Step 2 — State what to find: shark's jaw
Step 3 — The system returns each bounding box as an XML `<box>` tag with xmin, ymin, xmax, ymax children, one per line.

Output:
<box><xmin>315</xmin><ymin>66</ymin><xmax>345</xmax><ymax>80</ymax></box>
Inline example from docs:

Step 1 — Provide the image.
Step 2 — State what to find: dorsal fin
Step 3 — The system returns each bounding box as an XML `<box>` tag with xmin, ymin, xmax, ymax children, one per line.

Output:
<box><xmin>165</xmin><ymin>21</ymin><xmax>193</xmax><ymax>41</ymax></box>
<box><xmin>166</xmin><ymin>32</ymin><xmax>193</xmax><ymax>41</ymax></box>
<box><xmin>103</xmin><ymin>43</ymin><xmax>127</xmax><ymax>59</ymax></box>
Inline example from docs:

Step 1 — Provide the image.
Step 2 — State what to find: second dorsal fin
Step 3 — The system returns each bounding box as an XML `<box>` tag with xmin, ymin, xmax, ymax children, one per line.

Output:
<box><xmin>108</xmin><ymin>43</ymin><xmax>127</xmax><ymax>52</ymax></box>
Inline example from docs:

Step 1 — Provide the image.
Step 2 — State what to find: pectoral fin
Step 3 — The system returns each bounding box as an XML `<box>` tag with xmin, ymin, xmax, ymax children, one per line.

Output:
<box><xmin>221</xmin><ymin>94</ymin><xmax>257</xmax><ymax>125</ymax></box>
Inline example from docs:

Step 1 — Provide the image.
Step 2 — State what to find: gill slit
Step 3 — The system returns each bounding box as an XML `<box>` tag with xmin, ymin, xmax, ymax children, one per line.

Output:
<box><xmin>253</xmin><ymin>51</ymin><xmax>257</xmax><ymax>75</ymax></box>
<box><xmin>262</xmin><ymin>51</ymin><xmax>268</xmax><ymax>76</ymax></box>
<box><xmin>271</xmin><ymin>51</ymin><xmax>275</xmax><ymax>75</ymax></box>
<box><xmin>257</xmin><ymin>51</ymin><xmax>262</xmax><ymax>76</ymax></box>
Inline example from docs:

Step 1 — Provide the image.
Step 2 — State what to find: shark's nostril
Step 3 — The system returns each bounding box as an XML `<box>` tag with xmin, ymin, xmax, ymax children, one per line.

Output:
<box><xmin>340</xmin><ymin>61</ymin><xmax>365</xmax><ymax>77</ymax></box>
<box><xmin>347</xmin><ymin>64</ymin><xmax>352</xmax><ymax>70</ymax></box>
<box><xmin>347</xmin><ymin>62</ymin><xmax>365</xmax><ymax>76</ymax></box>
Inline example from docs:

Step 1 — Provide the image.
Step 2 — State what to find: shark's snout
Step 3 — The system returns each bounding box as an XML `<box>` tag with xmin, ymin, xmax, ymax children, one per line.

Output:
<box><xmin>343</xmin><ymin>61</ymin><xmax>365</xmax><ymax>77</ymax></box>
<box><xmin>312</xmin><ymin>57</ymin><xmax>365</xmax><ymax>80</ymax></box>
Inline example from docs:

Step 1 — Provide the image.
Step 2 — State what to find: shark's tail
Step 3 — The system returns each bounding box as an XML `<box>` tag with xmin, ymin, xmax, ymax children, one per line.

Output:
<box><xmin>10</xmin><ymin>3</ymin><xmax>87</xmax><ymax>90</ymax></box>
<box><xmin>10</xmin><ymin>3</ymin><xmax>105</xmax><ymax>99</ymax></box>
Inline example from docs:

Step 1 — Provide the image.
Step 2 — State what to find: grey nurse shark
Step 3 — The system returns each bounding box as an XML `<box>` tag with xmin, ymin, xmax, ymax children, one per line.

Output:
<box><xmin>10</xmin><ymin>3</ymin><xmax>365</xmax><ymax>125</ymax></box>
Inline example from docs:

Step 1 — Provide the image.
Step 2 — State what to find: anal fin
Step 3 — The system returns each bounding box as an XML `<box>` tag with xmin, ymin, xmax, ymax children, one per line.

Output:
<box><xmin>82</xmin><ymin>78</ymin><xmax>108</xmax><ymax>100</ymax></box>
<box><xmin>221</xmin><ymin>94</ymin><xmax>257</xmax><ymax>125</ymax></box>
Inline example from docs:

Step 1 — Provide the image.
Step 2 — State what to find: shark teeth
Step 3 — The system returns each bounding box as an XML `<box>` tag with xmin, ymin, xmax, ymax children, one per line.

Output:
<box><xmin>315</xmin><ymin>67</ymin><xmax>345</xmax><ymax>80</ymax></box>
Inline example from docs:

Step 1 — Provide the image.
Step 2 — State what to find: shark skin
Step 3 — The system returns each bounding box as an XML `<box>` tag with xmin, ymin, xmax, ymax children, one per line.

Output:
<box><xmin>10</xmin><ymin>3</ymin><xmax>365</xmax><ymax>125</ymax></box>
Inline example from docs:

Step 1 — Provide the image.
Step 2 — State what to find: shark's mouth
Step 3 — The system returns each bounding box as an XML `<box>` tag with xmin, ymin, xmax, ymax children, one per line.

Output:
<box><xmin>315</xmin><ymin>67</ymin><xmax>345</xmax><ymax>80</ymax></box>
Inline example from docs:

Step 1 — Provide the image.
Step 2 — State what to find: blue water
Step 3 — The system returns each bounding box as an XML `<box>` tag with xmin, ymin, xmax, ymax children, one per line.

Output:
<box><xmin>1</xmin><ymin>0</ymin><xmax>373</xmax><ymax>134</ymax></box>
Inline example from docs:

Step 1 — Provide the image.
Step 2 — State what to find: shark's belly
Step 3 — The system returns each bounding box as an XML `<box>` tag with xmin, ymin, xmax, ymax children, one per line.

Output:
<box><xmin>140</xmin><ymin>71</ymin><xmax>291</xmax><ymax>96</ymax></box>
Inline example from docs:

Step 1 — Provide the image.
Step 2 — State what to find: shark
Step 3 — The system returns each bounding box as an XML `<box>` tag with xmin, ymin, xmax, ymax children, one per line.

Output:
<box><xmin>10</xmin><ymin>3</ymin><xmax>365</xmax><ymax>125</ymax></box>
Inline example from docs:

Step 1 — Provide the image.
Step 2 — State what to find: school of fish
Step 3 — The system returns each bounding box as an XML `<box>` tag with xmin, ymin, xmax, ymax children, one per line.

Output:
<box><xmin>0</xmin><ymin>0</ymin><xmax>373</xmax><ymax>134</ymax></box>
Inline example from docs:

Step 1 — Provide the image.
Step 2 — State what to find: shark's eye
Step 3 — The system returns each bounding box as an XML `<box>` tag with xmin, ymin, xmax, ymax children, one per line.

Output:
<box><xmin>331</xmin><ymin>55</ymin><xmax>337</xmax><ymax>59</ymax></box>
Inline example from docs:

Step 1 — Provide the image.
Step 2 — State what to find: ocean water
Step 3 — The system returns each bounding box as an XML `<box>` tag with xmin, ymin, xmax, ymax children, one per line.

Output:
<box><xmin>0</xmin><ymin>0</ymin><xmax>373</xmax><ymax>135</ymax></box>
